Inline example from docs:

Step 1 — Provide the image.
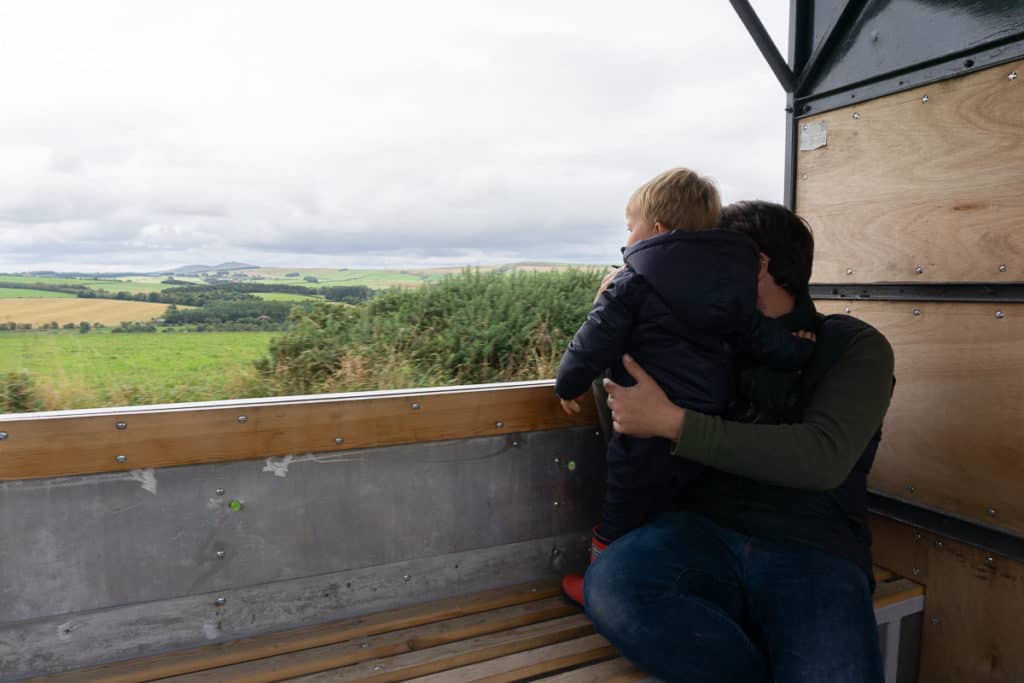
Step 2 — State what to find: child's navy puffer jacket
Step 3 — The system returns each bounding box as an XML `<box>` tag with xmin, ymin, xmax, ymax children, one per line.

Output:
<box><xmin>555</xmin><ymin>229</ymin><xmax>812</xmax><ymax>414</ymax></box>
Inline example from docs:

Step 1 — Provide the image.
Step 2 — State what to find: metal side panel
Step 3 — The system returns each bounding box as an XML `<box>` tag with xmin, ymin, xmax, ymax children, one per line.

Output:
<box><xmin>0</xmin><ymin>427</ymin><xmax>605</xmax><ymax>624</ymax></box>
<box><xmin>0</xmin><ymin>533</ymin><xmax>588</xmax><ymax>682</ymax></box>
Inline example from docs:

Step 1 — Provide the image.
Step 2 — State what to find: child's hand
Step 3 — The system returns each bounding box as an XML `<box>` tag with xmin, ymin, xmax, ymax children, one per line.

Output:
<box><xmin>560</xmin><ymin>397</ymin><xmax>583</xmax><ymax>415</ymax></box>
<box><xmin>792</xmin><ymin>330</ymin><xmax>816</xmax><ymax>342</ymax></box>
<box><xmin>594</xmin><ymin>266</ymin><xmax>621</xmax><ymax>303</ymax></box>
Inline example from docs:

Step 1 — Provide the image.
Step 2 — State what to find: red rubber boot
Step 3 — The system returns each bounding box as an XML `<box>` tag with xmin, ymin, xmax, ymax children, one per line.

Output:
<box><xmin>561</xmin><ymin>526</ymin><xmax>610</xmax><ymax>607</ymax></box>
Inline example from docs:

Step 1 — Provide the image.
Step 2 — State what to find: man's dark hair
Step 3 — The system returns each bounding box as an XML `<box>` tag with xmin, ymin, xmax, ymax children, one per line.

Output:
<box><xmin>718</xmin><ymin>200</ymin><xmax>814</xmax><ymax>296</ymax></box>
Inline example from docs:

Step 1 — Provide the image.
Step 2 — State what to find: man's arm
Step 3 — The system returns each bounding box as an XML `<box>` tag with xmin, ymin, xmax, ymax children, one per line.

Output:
<box><xmin>605</xmin><ymin>328</ymin><xmax>894</xmax><ymax>491</ymax></box>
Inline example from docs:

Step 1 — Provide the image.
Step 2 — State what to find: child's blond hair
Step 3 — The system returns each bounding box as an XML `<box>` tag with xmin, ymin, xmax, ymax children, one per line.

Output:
<box><xmin>627</xmin><ymin>167</ymin><xmax>720</xmax><ymax>232</ymax></box>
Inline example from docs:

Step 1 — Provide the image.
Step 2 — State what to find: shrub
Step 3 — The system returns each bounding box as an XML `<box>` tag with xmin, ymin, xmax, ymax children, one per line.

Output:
<box><xmin>1</xmin><ymin>371</ymin><xmax>43</xmax><ymax>413</ymax></box>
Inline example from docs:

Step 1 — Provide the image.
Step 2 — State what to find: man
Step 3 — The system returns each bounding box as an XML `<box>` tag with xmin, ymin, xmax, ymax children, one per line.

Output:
<box><xmin>585</xmin><ymin>201</ymin><xmax>895</xmax><ymax>683</ymax></box>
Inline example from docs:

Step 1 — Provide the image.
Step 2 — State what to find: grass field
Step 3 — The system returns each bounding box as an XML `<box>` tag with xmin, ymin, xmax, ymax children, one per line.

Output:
<box><xmin>0</xmin><ymin>287</ymin><xmax>75</xmax><ymax>299</ymax></box>
<box><xmin>0</xmin><ymin>330</ymin><xmax>275</xmax><ymax>410</ymax></box>
<box><xmin>0</xmin><ymin>274</ymin><xmax>169</xmax><ymax>294</ymax></box>
<box><xmin>253</xmin><ymin>292</ymin><xmax>324</xmax><ymax>302</ymax></box>
<box><xmin>0</xmin><ymin>299</ymin><xmax>172</xmax><ymax>326</ymax></box>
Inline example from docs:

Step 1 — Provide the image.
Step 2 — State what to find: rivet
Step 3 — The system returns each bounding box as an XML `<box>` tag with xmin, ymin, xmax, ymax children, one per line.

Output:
<box><xmin>912</xmin><ymin>567</ymin><xmax>921</xmax><ymax>576</ymax></box>
<box><xmin>913</xmin><ymin>308</ymin><xmax>921</xmax><ymax>316</ymax></box>
<box><xmin>214</xmin><ymin>597</ymin><xmax>226</xmax><ymax>606</ymax></box>
<box><xmin>0</xmin><ymin>431</ymin><xmax>7</xmax><ymax>441</ymax></box>
<box><xmin>931</xmin><ymin>616</ymin><xmax>940</xmax><ymax>625</ymax></box>
<box><xmin>553</xmin><ymin>501</ymin><xmax>560</xmax><ymax>507</ymax></box>
<box><xmin>921</xmin><ymin>94</ymin><xmax>929</xmax><ymax>103</ymax></box>
<box><xmin>852</xmin><ymin>112</ymin><xmax>861</xmax><ymax>119</ymax></box>
<box><xmin>801</xmin><ymin>174</ymin><xmax>808</xmax><ymax>181</ymax></box>
<box><xmin>237</xmin><ymin>415</ymin><xmax>248</xmax><ymax>424</ymax></box>
<box><xmin>216</xmin><ymin>550</ymin><xmax>226</xmax><ymax>559</ymax></box>
<box><xmin>846</xmin><ymin>268</ymin><xmax>854</xmax><ymax>275</ymax></box>
<box><xmin>985</xmin><ymin>556</ymin><xmax>995</xmax><ymax>567</ymax></box>
<box><xmin>361</xmin><ymin>642</ymin><xmax>369</xmax><ymax>648</ymax></box>
<box><xmin>906</xmin><ymin>484</ymin><xmax>916</xmax><ymax>493</ymax></box>
<box><xmin>116</xmin><ymin>421</ymin><xmax>127</xmax><ymax>430</ymax></box>
<box><xmin>935</xmin><ymin>540</ymin><xmax>943</xmax><ymax>549</ymax></box>
<box><xmin>999</xmin><ymin>264</ymin><xmax>1007</xmax><ymax>272</ymax></box>
<box><xmin>594</xmin><ymin>430</ymin><xmax>601</xmax><ymax>438</ymax></box>
<box><xmin>844</xmin><ymin>306</ymin><xmax>851</xmax><ymax>314</ymax></box>
<box><xmin>495</xmin><ymin>421</ymin><xmax>504</xmax><ymax>429</ymax></box>
<box><xmin>512</xmin><ymin>440</ymin><xmax>520</xmax><ymax>447</ymax></box>
<box><xmin>403</xmin><ymin>574</ymin><xmax>411</xmax><ymax>582</ymax></box>
<box><xmin>373</xmin><ymin>665</ymin><xmax>384</xmax><ymax>672</ymax></box>
<box><xmin>335</xmin><ymin>437</ymin><xmax>344</xmax><ymax>445</ymax></box>
<box><xmin>1010</xmin><ymin>71</ymin><xmax>1018</xmax><ymax>81</ymax></box>
<box><xmin>987</xmin><ymin>507</ymin><xmax>998</xmax><ymax>517</ymax></box>
<box><xmin>215</xmin><ymin>488</ymin><xmax>225</xmax><ymax>496</ymax></box>
<box><xmin>914</xmin><ymin>532</ymin><xmax>922</xmax><ymax>541</ymax></box>
<box><xmin>802</xmin><ymin>124</ymin><xmax>809</xmax><ymax>131</ymax></box>
<box><xmin>915</xmin><ymin>266</ymin><xmax>923</xmax><ymax>274</ymax></box>
<box><xmin>554</xmin><ymin>457</ymin><xmax>560</xmax><ymax>464</ymax></box>
<box><xmin>116</xmin><ymin>454</ymin><xmax>128</xmax><ymax>464</ymax></box>
<box><xmin>996</xmin><ymin>311</ymin><xmax>1005</xmax><ymax>319</ymax></box>
<box><xmin>411</xmin><ymin>402</ymin><xmax>421</xmax><ymax>410</ymax></box>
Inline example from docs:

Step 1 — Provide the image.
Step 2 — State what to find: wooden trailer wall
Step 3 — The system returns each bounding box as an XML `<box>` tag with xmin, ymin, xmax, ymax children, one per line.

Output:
<box><xmin>797</xmin><ymin>59</ymin><xmax>1024</xmax><ymax>682</ymax></box>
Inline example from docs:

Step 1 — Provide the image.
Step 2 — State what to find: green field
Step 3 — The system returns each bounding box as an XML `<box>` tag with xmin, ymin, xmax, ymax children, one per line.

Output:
<box><xmin>253</xmin><ymin>292</ymin><xmax>324</xmax><ymax>302</ymax></box>
<box><xmin>0</xmin><ymin>275</ymin><xmax>168</xmax><ymax>294</ymax></box>
<box><xmin>0</xmin><ymin>330</ymin><xmax>275</xmax><ymax>410</ymax></box>
<box><xmin>0</xmin><ymin>287</ymin><xmax>75</xmax><ymax>299</ymax></box>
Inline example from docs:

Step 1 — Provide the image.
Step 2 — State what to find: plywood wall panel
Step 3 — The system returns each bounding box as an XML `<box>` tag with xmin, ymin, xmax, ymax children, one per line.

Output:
<box><xmin>817</xmin><ymin>301</ymin><xmax>1024</xmax><ymax>537</ymax></box>
<box><xmin>798</xmin><ymin>59</ymin><xmax>1024</xmax><ymax>284</ymax></box>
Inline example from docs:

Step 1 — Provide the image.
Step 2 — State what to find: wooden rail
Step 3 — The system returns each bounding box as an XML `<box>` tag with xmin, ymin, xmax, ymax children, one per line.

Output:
<box><xmin>0</xmin><ymin>381</ymin><xmax>597</xmax><ymax>481</ymax></box>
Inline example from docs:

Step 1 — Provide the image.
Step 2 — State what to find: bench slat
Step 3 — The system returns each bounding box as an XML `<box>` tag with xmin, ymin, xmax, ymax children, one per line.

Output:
<box><xmin>534</xmin><ymin>658</ymin><xmax>648</xmax><ymax>682</ymax></box>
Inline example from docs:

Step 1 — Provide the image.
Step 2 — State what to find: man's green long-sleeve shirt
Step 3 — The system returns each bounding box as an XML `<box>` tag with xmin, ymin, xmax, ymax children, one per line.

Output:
<box><xmin>673</xmin><ymin>317</ymin><xmax>894</xmax><ymax>491</ymax></box>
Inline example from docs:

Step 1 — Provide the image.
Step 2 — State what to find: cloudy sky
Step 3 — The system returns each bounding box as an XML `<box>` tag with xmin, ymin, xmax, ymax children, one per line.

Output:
<box><xmin>0</xmin><ymin>1</ymin><xmax>788</xmax><ymax>272</ymax></box>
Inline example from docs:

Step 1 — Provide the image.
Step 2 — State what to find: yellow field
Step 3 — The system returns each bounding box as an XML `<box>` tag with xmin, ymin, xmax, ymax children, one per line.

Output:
<box><xmin>0</xmin><ymin>299</ymin><xmax>172</xmax><ymax>326</ymax></box>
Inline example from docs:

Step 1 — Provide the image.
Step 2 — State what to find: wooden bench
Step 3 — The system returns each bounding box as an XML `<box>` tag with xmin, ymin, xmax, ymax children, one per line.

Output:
<box><xmin>20</xmin><ymin>568</ymin><xmax>923</xmax><ymax>683</ymax></box>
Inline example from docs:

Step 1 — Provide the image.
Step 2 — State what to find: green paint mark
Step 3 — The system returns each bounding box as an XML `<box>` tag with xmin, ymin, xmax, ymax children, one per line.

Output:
<box><xmin>568</xmin><ymin>461</ymin><xmax>577</xmax><ymax>471</ymax></box>
<box><xmin>229</xmin><ymin>500</ymin><xmax>243</xmax><ymax>512</ymax></box>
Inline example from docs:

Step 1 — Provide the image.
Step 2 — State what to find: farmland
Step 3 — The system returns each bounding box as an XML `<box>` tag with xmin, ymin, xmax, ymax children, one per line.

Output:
<box><xmin>0</xmin><ymin>287</ymin><xmax>75</xmax><ymax>299</ymax></box>
<box><xmin>0</xmin><ymin>330</ymin><xmax>274</xmax><ymax>410</ymax></box>
<box><xmin>0</xmin><ymin>299</ymin><xmax>173</xmax><ymax>327</ymax></box>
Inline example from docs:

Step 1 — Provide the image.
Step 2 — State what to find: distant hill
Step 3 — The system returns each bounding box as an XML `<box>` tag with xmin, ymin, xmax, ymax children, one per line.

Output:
<box><xmin>166</xmin><ymin>262</ymin><xmax>259</xmax><ymax>276</ymax></box>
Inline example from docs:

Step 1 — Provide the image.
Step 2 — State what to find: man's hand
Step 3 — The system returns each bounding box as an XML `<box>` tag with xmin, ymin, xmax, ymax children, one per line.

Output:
<box><xmin>602</xmin><ymin>354</ymin><xmax>685</xmax><ymax>440</ymax></box>
<box><xmin>594</xmin><ymin>266</ymin><xmax>621</xmax><ymax>303</ymax></box>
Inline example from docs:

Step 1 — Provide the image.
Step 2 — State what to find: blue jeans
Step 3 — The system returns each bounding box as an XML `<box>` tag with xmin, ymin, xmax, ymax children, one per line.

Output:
<box><xmin>584</xmin><ymin>511</ymin><xmax>884</xmax><ymax>683</ymax></box>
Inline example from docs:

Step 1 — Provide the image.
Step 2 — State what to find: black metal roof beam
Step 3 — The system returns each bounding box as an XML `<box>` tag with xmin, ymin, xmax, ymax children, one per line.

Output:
<box><xmin>729</xmin><ymin>0</ymin><xmax>796</xmax><ymax>92</ymax></box>
<box><xmin>792</xmin><ymin>0</ymin><xmax>868</xmax><ymax>96</ymax></box>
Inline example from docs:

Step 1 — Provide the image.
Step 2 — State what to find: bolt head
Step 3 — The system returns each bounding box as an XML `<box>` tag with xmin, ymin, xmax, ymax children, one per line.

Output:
<box><xmin>985</xmin><ymin>556</ymin><xmax>995</xmax><ymax>566</ymax></box>
<box><xmin>116</xmin><ymin>421</ymin><xmax>127</xmax><ymax>430</ymax></box>
<box><xmin>116</xmin><ymin>454</ymin><xmax>128</xmax><ymax>464</ymax></box>
<box><xmin>214</xmin><ymin>597</ymin><xmax>226</xmax><ymax>606</ymax></box>
<box><xmin>906</xmin><ymin>484</ymin><xmax>916</xmax><ymax>493</ymax></box>
<box><xmin>921</xmin><ymin>94</ymin><xmax>929</xmax><ymax>103</ymax></box>
<box><xmin>0</xmin><ymin>431</ymin><xmax>7</xmax><ymax>441</ymax></box>
<box><xmin>912</xmin><ymin>567</ymin><xmax>921</xmax><ymax>576</ymax></box>
<box><xmin>801</xmin><ymin>174</ymin><xmax>808</xmax><ymax>181</ymax></box>
<box><xmin>1010</xmin><ymin>71</ymin><xmax>1018</xmax><ymax>81</ymax></box>
<box><xmin>335</xmin><ymin>437</ymin><xmax>344</xmax><ymax>445</ymax></box>
<box><xmin>216</xmin><ymin>550</ymin><xmax>226</xmax><ymax>559</ymax></box>
<box><xmin>987</xmin><ymin>507</ymin><xmax>998</xmax><ymax>517</ymax></box>
<box><xmin>846</xmin><ymin>268</ymin><xmax>854</xmax><ymax>275</ymax></box>
<box><xmin>403</xmin><ymin>574</ymin><xmax>411</xmax><ymax>582</ymax></box>
<box><xmin>216</xmin><ymin>488</ymin><xmax>226</xmax><ymax>496</ymax></box>
<box><xmin>411</xmin><ymin>402</ymin><xmax>421</xmax><ymax>410</ymax></box>
<box><xmin>511</xmin><ymin>440</ymin><xmax>519</xmax><ymax>447</ymax></box>
<box><xmin>373</xmin><ymin>665</ymin><xmax>384</xmax><ymax>672</ymax></box>
<box><xmin>237</xmin><ymin>415</ymin><xmax>248</xmax><ymax>424</ymax></box>
<box><xmin>915</xmin><ymin>266</ymin><xmax>923</xmax><ymax>274</ymax></box>
<box><xmin>996</xmin><ymin>311</ymin><xmax>1005</xmax><ymax>319</ymax></box>
<box><xmin>913</xmin><ymin>308</ymin><xmax>921</xmax><ymax>316</ymax></box>
<box><xmin>553</xmin><ymin>501</ymin><xmax>560</xmax><ymax>507</ymax></box>
<box><xmin>495</xmin><ymin>420</ymin><xmax>505</xmax><ymax>429</ymax></box>
<box><xmin>852</xmin><ymin>112</ymin><xmax>861</xmax><ymax>119</ymax></box>
<box><xmin>935</xmin><ymin>540</ymin><xmax>943</xmax><ymax>549</ymax></box>
<box><xmin>999</xmin><ymin>264</ymin><xmax>1007</xmax><ymax>272</ymax></box>
<box><xmin>844</xmin><ymin>307</ymin><xmax>851</xmax><ymax>314</ymax></box>
<box><xmin>931</xmin><ymin>616</ymin><xmax>940</xmax><ymax>625</ymax></box>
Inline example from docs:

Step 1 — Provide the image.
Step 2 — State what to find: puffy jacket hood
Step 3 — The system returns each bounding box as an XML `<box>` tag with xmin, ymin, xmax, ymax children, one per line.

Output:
<box><xmin>623</xmin><ymin>229</ymin><xmax>760</xmax><ymax>333</ymax></box>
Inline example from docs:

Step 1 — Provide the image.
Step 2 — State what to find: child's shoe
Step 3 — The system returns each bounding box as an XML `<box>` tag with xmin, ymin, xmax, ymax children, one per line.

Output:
<box><xmin>561</xmin><ymin>526</ymin><xmax>610</xmax><ymax>607</ymax></box>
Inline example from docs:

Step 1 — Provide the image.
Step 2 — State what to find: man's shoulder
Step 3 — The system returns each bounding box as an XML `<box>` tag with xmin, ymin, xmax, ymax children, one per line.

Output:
<box><xmin>812</xmin><ymin>312</ymin><xmax>893</xmax><ymax>371</ymax></box>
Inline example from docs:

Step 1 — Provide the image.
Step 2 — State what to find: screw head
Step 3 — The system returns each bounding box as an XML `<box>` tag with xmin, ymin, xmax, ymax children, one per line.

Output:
<box><xmin>985</xmin><ymin>556</ymin><xmax>995</xmax><ymax>567</ymax></box>
<box><xmin>335</xmin><ymin>437</ymin><xmax>344</xmax><ymax>445</ymax></box>
<box><xmin>237</xmin><ymin>415</ymin><xmax>248</xmax><ymax>424</ymax></box>
<box><xmin>931</xmin><ymin>616</ymin><xmax>940</xmax><ymax>625</ymax></box>
<box><xmin>553</xmin><ymin>501</ymin><xmax>560</xmax><ymax>507</ymax></box>
<box><xmin>913</xmin><ymin>308</ymin><xmax>921</xmax><ymax>316</ymax></box>
<box><xmin>935</xmin><ymin>540</ymin><xmax>943</xmax><ymax>549</ymax></box>
<box><xmin>116</xmin><ymin>421</ymin><xmax>127</xmax><ymax>430</ymax></box>
<box><xmin>215</xmin><ymin>488</ymin><xmax>226</xmax><ymax>496</ymax></box>
<box><xmin>912</xmin><ymin>567</ymin><xmax>921</xmax><ymax>576</ymax></box>
<box><xmin>373</xmin><ymin>665</ymin><xmax>384</xmax><ymax>672</ymax></box>
<box><xmin>0</xmin><ymin>431</ymin><xmax>7</xmax><ymax>441</ymax></box>
<box><xmin>846</xmin><ymin>268</ymin><xmax>854</xmax><ymax>275</ymax></box>
<box><xmin>906</xmin><ymin>484</ymin><xmax>916</xmax><ymax>493</ymax></box>
<box><xmin>214</xmin><ymin>597</ymin><xmax>226</xmax><ymax>606</ymax></box>
<box><xmin>802</xmin><ymin>124</ymin><xmax>808</xmax><ymax>131</ymax></box>
<box><xmin>996</xmin><ymin>311</ymin><xmax>1005</xmax><ymax>319</ymax></box>
<box><xmin>844</xmin><ymin>306</ymin><xmax>851</xmax><ymax>314</ymax></box>
<box><xmin>999</xmin><ymin>264</ymin><xmax>1007</xmax><ymax>272</ymax></box>
<box><xmin>801</xmin><ymin>174</ymin><xmax>808</xmax><ymax>181</ymax></box>
<box><xmin>987</xmin><ymin>507</ymin><xmax>998</xmax><ymax>517</ymax></box>
<box><xmin>915</xmin><ymin>266</ymin><xmax>923</xmax><ymax>274</ymax></box>
<box><xmin>553</xmin><ymin>457</ymin><xmax>560</xmax><ymax>464</ymax></box>
<box><xmin>216</xmin><ymin>550</ymin><xmax>226</xmax><ymax>559</ymax></box>
<box><xmin>1010</xmin><ymin>71</ymin><xmax>1018</xmax><ymax>81</ymax></box>
<box><xmin>116</xmin><ymin>454</ymin><xmax>128</xmax><ymax>464</ymax></box>
<box><xmin>914</xmin><ymin>532</ymin><xmax>923</xmax><ymax>541</ymax></box>
<box><xmin>411</xmin><ymin>402</ymin><xmax>421</xmax><ymax>410</ymax></box>
<box><xmin>852</xmin><ymin>112</ymin><xmax>861</xmax><ymax>119</ymax></box>
<box><xmin>495</xmin><ymin>421</ymin><xmax>505</xmax><ymax>429</ymax></box>
<box><xmin>511</xmin><ymin>440</ymin><xmax>520</xmax><ymax>447</ymax></box>
<box><xmin>403</xmin><ymin>574</ymin><xmax>411</xmax><ymax>582</ymax></box>
<box><xmin>921</xmin><ymin>94</ymin><xmax>929</xmax><ymax>103</ymax></box>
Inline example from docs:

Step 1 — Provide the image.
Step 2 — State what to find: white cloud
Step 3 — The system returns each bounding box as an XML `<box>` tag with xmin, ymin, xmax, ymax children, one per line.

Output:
<box><xmin>0</xmin><ymin>0</ymin><xmax>790</xmax><ymax>271</ymax></box>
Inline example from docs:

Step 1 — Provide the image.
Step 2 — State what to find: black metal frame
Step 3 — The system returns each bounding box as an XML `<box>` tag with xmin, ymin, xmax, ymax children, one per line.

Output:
<box><xmin>810</xmin><ymin>283</ymin><xmax>1024</xmax><ymax>303</ymax></box>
